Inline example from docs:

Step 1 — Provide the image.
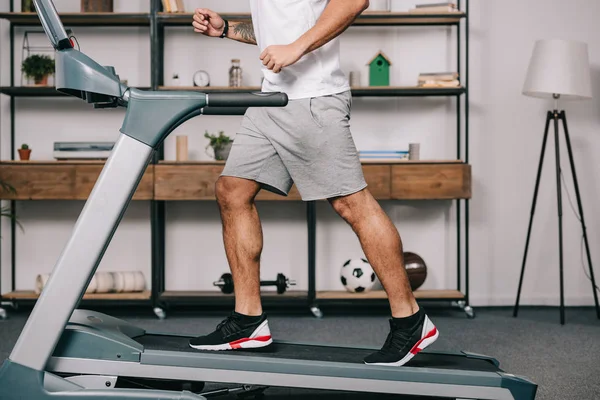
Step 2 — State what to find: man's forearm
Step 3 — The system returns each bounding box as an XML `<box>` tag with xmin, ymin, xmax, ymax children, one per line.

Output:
<box><xmin>227</xmin><ymin>21</ymin><xmax>257</xmax><ymax>45</ymax></box>
<box><xmin>294</xmin><ymin>0</ymin><xmax>369</xmax><ymax>55</ymax></box>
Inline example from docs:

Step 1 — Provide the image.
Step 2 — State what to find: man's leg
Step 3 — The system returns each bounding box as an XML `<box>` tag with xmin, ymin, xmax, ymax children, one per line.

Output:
<box><xmin>189</xmin><ymin>175</ymin><xmax>273</xmax><ymax>350</ymax></box>
<box><xmin>329</xmin><ymin>188</ymin><xmax>418</xmax><ymax>318</ymax></box>
<box><xmin>329</xmin><ymin>188</ymin><xmax>439</xmax><ymax>366</ymax></box>
<box><xmin>188</xmin><ymin>107</ymin><xmax>293</xmax><ymax>351</ymax></box>
<box><xmin>215</xmin><ymin>176</ymin><xmax>263</xmax><ymax>316</ymax></box>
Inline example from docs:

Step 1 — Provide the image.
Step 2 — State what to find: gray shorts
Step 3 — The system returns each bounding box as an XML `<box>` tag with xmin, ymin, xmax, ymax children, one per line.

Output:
<box><xmin>221</xmin><ymin>90</ymin><xmax>367</xmax><ymax>201</ymax></box>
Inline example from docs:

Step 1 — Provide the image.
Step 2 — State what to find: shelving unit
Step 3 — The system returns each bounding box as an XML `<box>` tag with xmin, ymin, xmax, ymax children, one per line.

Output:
<box><xmin>0</xmin><ymin>1</ymin><xmax>470</xmax><ymax>318</ymax></box>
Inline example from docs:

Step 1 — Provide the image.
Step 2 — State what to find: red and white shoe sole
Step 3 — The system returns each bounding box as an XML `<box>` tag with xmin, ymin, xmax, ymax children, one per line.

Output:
<box><xmin>365</xmin><ymin>322</ymin><xmax>440</xmax><ymax>367</ymax></box>
<box><xmin>189</xmin><ymin>320</ymin><xmax>273</xmax><ymax>351</ymax></box>
<box><xmin>189</xmin><ymin>335</ymin><xmax>273</xmax><ymax>351</ymax></box>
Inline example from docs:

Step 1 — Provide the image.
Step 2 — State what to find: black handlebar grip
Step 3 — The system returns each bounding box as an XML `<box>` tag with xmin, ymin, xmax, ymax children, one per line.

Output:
<box><xmin>206</xmin><ymin>92</ymin><xmax>288</xmax><ymax>108</ymax></box>
<box><xmin>201</xmin><ymin>107</ymin><xmax>249</xmax><ymax>116</ymax></box>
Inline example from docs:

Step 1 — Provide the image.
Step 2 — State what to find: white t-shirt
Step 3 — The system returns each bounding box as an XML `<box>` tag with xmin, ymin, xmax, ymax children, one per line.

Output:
<box><xmin>249</xmin><ymin>0</ymin><xmax>350</xmax><ymax>100</ymax></box>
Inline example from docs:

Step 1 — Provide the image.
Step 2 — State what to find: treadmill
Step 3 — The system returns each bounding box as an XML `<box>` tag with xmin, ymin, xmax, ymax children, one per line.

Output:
<box><xmin>0</xmin><ymin>1</ymin><xmax>538</xmax><ymax>399</ymax></box>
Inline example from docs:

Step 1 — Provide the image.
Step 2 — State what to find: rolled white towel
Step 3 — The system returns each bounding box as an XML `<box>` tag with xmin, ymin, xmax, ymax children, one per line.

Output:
<box><xmin>36</xmin><ymin>271</ymin><xmax>146</xmax><ymax>294</ymax></box>
<box><xmin>95</xmin><ymin>272</ymin><xmax>115</xmax><ymax>293</ymax></box>
<box><xmin>35</xmin><ymin>274</ymin><xmax>50</xmax><ymax>295</ymax></box>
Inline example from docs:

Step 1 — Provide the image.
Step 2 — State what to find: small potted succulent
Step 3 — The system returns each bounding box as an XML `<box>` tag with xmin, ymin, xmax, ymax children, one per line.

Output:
<box><xmin>21</xmin><ymin>54</ymin><xmax>55</xmax><ymax>86</ymax></box>
<box><xmin>204</xmin><ymin>131</ymin><xmax>233</xmax><ymax>161</ymax></box>
<box><xmin>18</xmin><ymin>144</ymin><xmax>31</xmax><ymax>161</ymax></box>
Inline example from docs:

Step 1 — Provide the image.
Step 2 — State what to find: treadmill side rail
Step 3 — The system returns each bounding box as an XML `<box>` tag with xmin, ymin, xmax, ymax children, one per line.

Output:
<box><xmin>461</xmin><ymin>351</ymin><xmax>501</xmax><ymax>368</ymax></box>
<box><xmin>53</xmin><ymin>326</ymin><xmax>142</xmax><ymax>363</ymax></box>
<box><xmin>68</xmin><ymin>310</ymin><xmax>147</xmax><ymax>339</ymax></box>
<box><xmin>0</xmin><ymin>359</ymin><xmax>207</xmax><ymax>400</ymax></box>
<box><xmin>48</xmin><ymin>357</ymin><xmax>522</xmax><ymax>400</ymax></box>
<box><xmin>500</xmin><ymin>372</ymin><xmax>539</xmax><ymax>400</ymax></box>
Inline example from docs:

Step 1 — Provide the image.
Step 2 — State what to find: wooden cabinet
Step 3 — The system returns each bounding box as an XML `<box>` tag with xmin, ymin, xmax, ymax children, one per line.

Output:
<box><xmin>0</xmin><ymin>162</ymin><xmax>154</xmax><ymax>200</ymax></box>
<box><xmin>0</xmin><ymin>161</ymin><xmax>471</xmax><ymax>201</ymax></box>
<box><xmin>391</xmin><ymin>163</ymin><xmax>471</xmax><ymax>200</ymax></box>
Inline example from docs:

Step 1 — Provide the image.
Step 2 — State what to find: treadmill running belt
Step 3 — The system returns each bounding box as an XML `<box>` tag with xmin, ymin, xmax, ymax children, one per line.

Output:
<box><xmin>136</xmin><ymin>335</ymin><xmax>501</xmax><ymax>373</ymax></box>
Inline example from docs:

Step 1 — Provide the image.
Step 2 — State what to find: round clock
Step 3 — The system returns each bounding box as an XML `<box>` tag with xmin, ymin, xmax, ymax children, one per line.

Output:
<box><xmin>193</xmin><ymin>70</ymin><xmax>210</xmax><ymax>87</ymax></box>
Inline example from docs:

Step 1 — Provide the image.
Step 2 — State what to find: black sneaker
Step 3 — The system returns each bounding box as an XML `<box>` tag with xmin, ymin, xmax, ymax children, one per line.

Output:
<box><xmin>189</xmin><ymin>312</ymin><xmax>273</xmax><ymax>351</ymax></box>
<box><xmin>364</xmin><ymin>310</ymin><xmax>439</xmax><ymax>366</ymax></box>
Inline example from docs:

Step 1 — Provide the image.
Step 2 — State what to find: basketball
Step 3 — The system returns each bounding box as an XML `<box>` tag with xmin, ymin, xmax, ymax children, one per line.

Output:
<box><xmin>404</xmin><ymin>252</ymin><xmax>427</xmax><ymax>291</ymax></box>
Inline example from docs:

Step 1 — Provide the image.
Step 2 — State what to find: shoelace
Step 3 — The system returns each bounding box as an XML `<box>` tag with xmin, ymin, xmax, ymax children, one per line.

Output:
<box><xmin>216</xmin><ymin>313</ymin><xmax>244</xmax><ymax>338</ymax></box>
<box><xmin>379</xmin><ymin>323</ymin><xmax>414</xmax><ymax>353</ymax></box>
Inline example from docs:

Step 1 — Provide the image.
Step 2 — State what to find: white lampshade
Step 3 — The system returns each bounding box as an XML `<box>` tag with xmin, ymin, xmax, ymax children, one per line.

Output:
<box><xmin>522</xmin><ymin>39</ymin><xmax>592</xmax><ymax>100</ymax></box>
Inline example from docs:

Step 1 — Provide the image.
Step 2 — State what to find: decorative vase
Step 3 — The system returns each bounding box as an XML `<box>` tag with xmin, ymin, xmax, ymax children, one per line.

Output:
<box><xmin>215</xmin><ymin>142</ymin><xmax>233</xmax><ymax>161</ymax></box>
<box><xmin>367</xmin><ymin>0</ymin><xmax>391</xmax><ymax>12</ymax></box>
<box><xmin>81</xmin><ymin>0</ymin><xmax>113</xmax><ymax>12</ymax></box>
<box><xmin>18</xmin><ymin>149</ymin><xmax>31</xmax><ymax>161</ymax></box>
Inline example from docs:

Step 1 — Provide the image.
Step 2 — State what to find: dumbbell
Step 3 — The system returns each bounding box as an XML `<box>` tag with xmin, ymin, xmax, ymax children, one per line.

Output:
<box><xmin>214</xmin><ymin>273</ymin><xmax>296</xmax><ymax>294</ymax></box>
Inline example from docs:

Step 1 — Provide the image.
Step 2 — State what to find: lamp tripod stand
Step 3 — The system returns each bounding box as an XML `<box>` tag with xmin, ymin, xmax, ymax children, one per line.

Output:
<box><xmin>513</xmin><ymin>94</ymin><xmax>600</xmax><ymax>324</ymax></box>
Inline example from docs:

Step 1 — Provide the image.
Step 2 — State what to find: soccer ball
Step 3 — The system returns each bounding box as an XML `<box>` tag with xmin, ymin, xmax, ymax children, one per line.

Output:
<box><xmin>340</xmin><ymin>258</ymin><xmax>376</xmax><ymax>293</ymax></box>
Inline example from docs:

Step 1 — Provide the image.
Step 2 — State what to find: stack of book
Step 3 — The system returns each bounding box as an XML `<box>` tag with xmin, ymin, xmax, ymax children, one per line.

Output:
<box><xmin>53</xmin><ymin>142</ymin><xmax>114</xmax><ymax>160</ymax></box>
<box><xmin>409</xmin><ymin>2</ymin><xmax>459</xmax><ymax>13</ymax></box>
<box><xmin>161</xmin><ymin>0</ymin><xmax>185</xmax><ymax>13</ymax></box>
<box><xmin>359</xmin><ymin>150</ymin><xmax>409</xmax><ymax>162</ymax></box>
<box><xmin>418</xmin><ymin>72</ymin><xmax>460</xmax><ymax>88</ymax></box>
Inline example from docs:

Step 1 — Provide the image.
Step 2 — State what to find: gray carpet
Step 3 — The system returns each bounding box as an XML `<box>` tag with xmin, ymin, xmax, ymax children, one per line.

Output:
<box><xmin>0</xmin><ymin>306</ymin><xmax>599</xmax><ymax>400</ymax></box>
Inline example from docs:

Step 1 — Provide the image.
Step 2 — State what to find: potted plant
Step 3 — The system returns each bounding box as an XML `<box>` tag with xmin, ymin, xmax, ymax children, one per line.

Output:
<box><xmin>18</xmin><ymin>144</ymin><xmax>31</xmax><ymax>161</ymax></box>
<box><xmin>204</xmin><ymin>131</ymin><xmax>233</xmax><ymax>161</ymax></box>
<box><xmin>21</xmin><ymin>54</ymin><xmax>55</xmax><ymax>86</ymax></box>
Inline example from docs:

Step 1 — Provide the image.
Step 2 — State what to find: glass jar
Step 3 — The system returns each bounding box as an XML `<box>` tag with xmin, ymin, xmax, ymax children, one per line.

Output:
<box><xmin>229</xmin><ymin>59</ymin><xmax>243</xmax><ymax>87</ymax></box>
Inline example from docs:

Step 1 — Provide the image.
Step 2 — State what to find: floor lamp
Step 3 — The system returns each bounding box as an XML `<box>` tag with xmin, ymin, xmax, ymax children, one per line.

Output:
<box><xmin>513</xmin><ymin>39</ymin><xmax>600</xmax><ymax>324</ymax></box>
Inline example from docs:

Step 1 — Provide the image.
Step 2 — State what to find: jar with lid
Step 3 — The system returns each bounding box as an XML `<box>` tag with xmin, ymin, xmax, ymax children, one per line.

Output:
<box><xmin>229</xmin><ymin>59</ymin><xmax>243</xmax><ymax>87</ymax></box>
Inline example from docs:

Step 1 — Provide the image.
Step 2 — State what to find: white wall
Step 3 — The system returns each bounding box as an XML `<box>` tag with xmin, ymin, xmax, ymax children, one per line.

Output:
<box><xmin>1</xmin><ymin>0</ymin><xmax>599</xmax><ymax>306</ymax></box>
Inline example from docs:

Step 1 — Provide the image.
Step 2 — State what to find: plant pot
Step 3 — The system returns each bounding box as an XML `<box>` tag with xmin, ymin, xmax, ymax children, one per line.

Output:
<box><xmin>18</xmin><ymin>149</ymin><xmax>31</xmax><ymax>161</ymax></box>
<box><xmin>81</xmin><ymin>0</ymin><xmax>113</xmax><ymax>12</ymax></box>
<box><xmin>34</xmin><ymin>75</ymin><xmax>49</xmax><ymax>86</ymax></box>
<box><xmin>214</xmin><ymin>142</ymin><xmax>233</xmax><ymax>161</ymax></box>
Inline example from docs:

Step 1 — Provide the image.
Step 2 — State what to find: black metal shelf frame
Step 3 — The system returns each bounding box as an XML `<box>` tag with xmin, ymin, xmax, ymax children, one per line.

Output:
<box><xmin>0</xmin><ymin>1</ymin><xmax>470</xmax><ymax>317</ymax></box>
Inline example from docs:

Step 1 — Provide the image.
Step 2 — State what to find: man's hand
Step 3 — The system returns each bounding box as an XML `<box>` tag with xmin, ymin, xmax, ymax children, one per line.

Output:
<box><xmin>192</xmin><ymin>8</ymin><xmax>225</xmax><ymax>37</ymax></box>
<box><xmin>260</xmin><ymin>44</ymin><xmax>305</xmax><ymax>74</ymax></box>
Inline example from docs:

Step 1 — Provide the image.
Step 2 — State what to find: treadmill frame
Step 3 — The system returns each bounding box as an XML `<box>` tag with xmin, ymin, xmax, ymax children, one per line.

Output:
<box><xmin>44</xmin><ymin>310</ymin><xmax>537</xmax><ymax>400</ymax></box>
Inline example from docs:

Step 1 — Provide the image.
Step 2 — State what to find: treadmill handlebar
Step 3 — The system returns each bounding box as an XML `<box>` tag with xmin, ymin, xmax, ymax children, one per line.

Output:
<box><xmin>34</xmin><ymin>0</ymin><xmax>72</xmax><ymax>50</ymax></box>
<box><xmin>206</xmin><ymin>92</ymin><xmax>288</xmax><ymax>108</ymax></box>
<box><xmin>201</xmin><ymin>107</ymin><xmax>249</xmax><ymax>116</ymax></box>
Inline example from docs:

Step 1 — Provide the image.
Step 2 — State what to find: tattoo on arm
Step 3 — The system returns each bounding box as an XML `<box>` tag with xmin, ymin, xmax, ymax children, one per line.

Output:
<box><xmin>232</xmin><ymin>22</ymin><xmax>256</xmax><ymax>44</ymax></box>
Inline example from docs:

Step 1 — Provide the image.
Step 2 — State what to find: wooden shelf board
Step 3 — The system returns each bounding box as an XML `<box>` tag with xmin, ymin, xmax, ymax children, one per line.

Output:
<box><xmin>156</xmin><ymin>160</ymin><xmax>464</xmax><ymax>166</ymax></box>
<box><xmin>160</xmin><ymin>86</ymin><xmax>261</xmax><ymax>92</ymax></box>
<box><xmin>0</xmin><ymin>12</ymin><xmax>150</xmax><ymax>26</ymax></box>
<box><xmin>2</xmin><ymin>290</ymin><xmax>151</xmax><ymax>301</ymax></box>
<box><xmin>0</xmin><ymin>86</ymin><xmax>152</xmax><ymax>97</ymax></box>
<box><xmin>1</xmin><ymin>160</ymin><xmax>465</xmax><ymax>166</ymax></box>
<box><xmin>0</xmin><ymin>160</ymin><xmax>107</xmax><ymax>165</ymax></box>
<box><xmin>316</xmin><ymin>289</ymin><xmax>465</xmax><ymax>300</ymax></box>
<box><xmin>0</xmin><ymin>86</ymin><xmax>463</xmax><ymax>98</ymax></box>
<box><xmin>160</xmin><ymin>290</ymin><xmax>308</xmax><ymax>299</ymax></box>
<box><xmin>159</xmin><ymin>86</ymin><xmax>465</xmax><ymax>97</ymax></box>
<box><xmin>158</xmin><ymin>11</ymin><xmax>465</xmax><ymax>26</ymax></box>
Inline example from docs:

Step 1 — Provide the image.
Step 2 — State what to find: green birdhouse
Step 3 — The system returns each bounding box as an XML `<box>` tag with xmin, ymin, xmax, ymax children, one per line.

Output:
<box><xmin>367</xmin><ymin>51</ymin><xmax>392</xmax><ymax>87</ymax></box>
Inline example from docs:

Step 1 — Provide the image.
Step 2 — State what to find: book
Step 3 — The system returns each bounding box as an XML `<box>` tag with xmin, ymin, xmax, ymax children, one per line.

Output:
<box><xmin>359</xmin><ymin>151</ymin><xmax>409</xmax><ymax>160</ymax></box>
<box><xmin>418</xmin><ymin>72</ymin><xmax>459</xmax><ymax>81</ymax></box>
<box><xmin>416</xmin><ymin>2</ymin><xmax>457</xmax><ymax>8</ymax></box>
<box><xmin>54</xmin><ymin>142</ymin><xmax>115</xmax><ymax>151</ymax></box>
<box><xmin>418</xmin><ymin>79</ymin><xmax>460</xmax><ymax>88</ymax></box>
<box><xmin>410</xmin><ymin>3</ymin><xmax>458</xmax><ymax>13</ymax></box>
<box><xmin>163</xmin><ymin>0</ymin><xmax>185</xmax><ymax>13</ymax></box>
